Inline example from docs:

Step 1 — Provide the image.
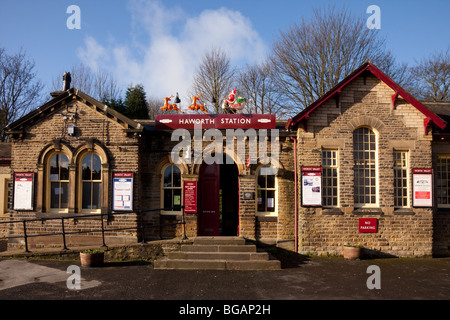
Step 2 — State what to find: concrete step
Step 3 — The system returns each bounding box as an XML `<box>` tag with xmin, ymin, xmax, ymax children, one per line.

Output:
<box><xmin>180</xmin><ymin>244</ymin><xmax>256</xmax><ymax>253</ymax></box>
<box><xmin>153</xmin><ymin>236</ymin><xmax>281</xmax><ymax>270</ymax></box>
<box><xmin>169</xmin><ymin>251</ymin><xmax>269</xmax><ymax>261</ymax></box>
<box><xmin>193</xmin><ymin>236</ymin><xmax>246</xmax><ymax>246</ymax></box>
<box><xmin>154</xmin><ymin>258</ymin><xmax>281</xmax><ymax>270</ymax></box>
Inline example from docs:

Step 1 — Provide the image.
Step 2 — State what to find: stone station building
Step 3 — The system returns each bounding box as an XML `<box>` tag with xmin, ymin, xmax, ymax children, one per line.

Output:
<box><xmin>0</xmin><ymin>61</ymin><xmax>449</xmax><ymax>257</ymax></box>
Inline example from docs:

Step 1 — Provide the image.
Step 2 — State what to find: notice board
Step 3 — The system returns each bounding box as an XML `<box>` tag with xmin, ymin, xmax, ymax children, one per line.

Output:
<box><xmin>183</xmin><ymin>181</ymin><xmax>197</xmax><ymax>213</ymax></box>
<box><xmin>113</xmin><ymin>173</ymin><xmax>133</xmax><ymax>211</ymax></box>
<box><xmin>301</xmin><ymin>167</ymin><xmax>322</xmax><ymax>206</ymax></box>
<box><xmin>412</xmin><ymin>169</ymin><xmax>433</xmax><ymax>207</ymax></box>
<box><xmin>13</xmin><ymin>172</ymin><xmax>34</xmax><ymax>210</ymax></box>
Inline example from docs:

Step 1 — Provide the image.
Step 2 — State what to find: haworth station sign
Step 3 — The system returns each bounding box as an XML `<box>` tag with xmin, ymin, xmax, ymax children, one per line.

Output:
<box><xmin>155</xmin><ymin>114</ymin><xmax>276</xmax><ymax>130</ymax></box>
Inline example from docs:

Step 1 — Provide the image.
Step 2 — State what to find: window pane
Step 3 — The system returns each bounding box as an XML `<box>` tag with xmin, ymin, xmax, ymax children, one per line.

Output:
<box><xmin>173</xmin><ymin>188</ymin><xmax>182</xmax><ymax>208</ymax></box>
<box><xmin>267</xmin><ymin>174</ymin><xmax>275</xmax><ymax>189</ymax></box>
<box><xmin>172</xmin><ymin>166</ymin><xmax>181</xmax><ymax>188</ymax></box>
<box><xmin>59</xmin><ymin>154</ymin><xmax>69</xmax><ymax>181</ymax></box>
<box><xmin>50</xmin><ymin>155</ymin><xmax>59</xmax><ymax>180</ymax></box>
<box><xmin>92</xmin><ymin>182</ymin><xmax>101</xmax><ymax>209</ymax></box>
<box><xmin>164</xmin><ymin>166</ymin><xmax>172</xmax><ymax>187</ymax></box>
<box><xmin>82</xmin><ymin>154</ymin><xmax>92</xmax><ymax>180</ymax></box>
<box><xmin>91</xmin><ymin>154</ymin><xmax>102</xmax><ymax>180</ymax></box>
<box><xmin>266</xmin><ymin>190</ymin><xmax>275</xmax><ymax>212</ymax></box>
<box><xmin>82</xmin><ymin>182</ymin><xmax>91</xmax><ymax>209</ymax></box>
<box><xmin>60</xmin><ymin>182</ymin><xmax>69</xmax><ymax>208</ymax></box>
<box><xmin>258</xmin><ymin>190</ymin><xmax>266</xmax><ymax>212</ymax></box>
<box><xmin>50</xmin><ymin>182</ymin><xmax>59</xmax><ymax>208</ymax></box>
<box><xmin>164</xmin><ymin>189</ymin><xmax>172</xmax><ymax>208</ymax></box>
<box><xmin>258</xmin><ymin>174</ymin><xmax>266</xmax><ymax>189</ymax></box>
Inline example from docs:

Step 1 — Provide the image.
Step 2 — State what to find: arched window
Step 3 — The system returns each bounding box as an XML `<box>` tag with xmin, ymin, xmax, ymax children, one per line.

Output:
<box><xmin>257</xmin><ymin>167</ymin><xmax>276</xmax><ymax>216</ymax></box>
<box><xmin>80</xmin><ymin>153</ymin><xmax>102</xmax><ymax>212</ymax></box>
<box><xmin>353</xmin><ymin>127</ymin><xmax>377</xmax><ymax>207</ymax></box>
<box><xmin>162</xmin><ymin>165</ymin><xmax>182</xmax><ymax>213</ymax></box>
<box><xmin>48</xmin><ymin>153</ymin><xmax>69</xmax><ymax>211</ymax></box>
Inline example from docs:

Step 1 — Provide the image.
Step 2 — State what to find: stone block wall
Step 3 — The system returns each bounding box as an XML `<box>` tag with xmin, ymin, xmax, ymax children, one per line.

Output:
<box><xmin>296</xmin><ymin>73</ymin><xmax>435</xmax><ymax>257</ymax></box>
<box><xmin>8</xmin><ymin>99</ymin><xmax>142</xmax><ymax>247</ymax></box>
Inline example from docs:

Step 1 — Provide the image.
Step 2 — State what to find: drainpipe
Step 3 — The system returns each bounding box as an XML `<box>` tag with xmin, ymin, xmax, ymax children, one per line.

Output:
<box><xmin>290</xmin><ymin>136</ymin><xmax>298</xmax><ymax>253</ymax></box>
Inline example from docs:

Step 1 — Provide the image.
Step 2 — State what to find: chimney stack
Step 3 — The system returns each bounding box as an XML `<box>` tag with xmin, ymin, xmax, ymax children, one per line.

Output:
<box><xmin>63</xmin><ymin>72</ymin><xmax>71</xmax><ymax>91</ymax></box>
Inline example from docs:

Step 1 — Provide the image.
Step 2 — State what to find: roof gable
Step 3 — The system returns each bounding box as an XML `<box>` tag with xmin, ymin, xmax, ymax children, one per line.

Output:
<box><xmin>286</xmin><ymin>61</ymin><xmax>446</xmax><ymax>131</ymax></box>
<box><xmin>5</xmin><ymin>88</ymin><xmax>143</xmax><ymax>138</ymax></box>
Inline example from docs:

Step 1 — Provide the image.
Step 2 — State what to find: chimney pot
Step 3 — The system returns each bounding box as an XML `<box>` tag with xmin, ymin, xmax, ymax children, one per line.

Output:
<box><xmin>63</xmin><ymin>72</ymin><xmax>72</xmax><ymax>91</ymax></box>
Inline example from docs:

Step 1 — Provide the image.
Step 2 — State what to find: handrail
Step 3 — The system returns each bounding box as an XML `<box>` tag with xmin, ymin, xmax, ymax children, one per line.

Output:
<box><xmin>0</xmin><ymin>206</ymin><xmax>187</xmax><ymax>253</ymax></box>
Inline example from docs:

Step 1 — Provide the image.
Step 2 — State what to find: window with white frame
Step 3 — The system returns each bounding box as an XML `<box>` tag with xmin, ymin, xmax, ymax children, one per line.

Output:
<box><xmin>353</xmin><ymin>127</ymin><xmax>377</xmax><ymax>207</ymax></box>
<box><xmin>436</xmin><ymin>155</ymin><xmax>450</xmax><ymax>207</ymax></box>
<box><xmin>257</xmin><ymin>167</ymin><xmax>276</xmax><ymax>215</ymax></box>
<box><xmin>393</xmin><ymin>151</ymin><xmax>409</xmax><ymax>208</ymax></box>
<box><xmin>162</xmin><ymin>165</ymin><xmax>182</xmax><ymax>213</ymax></box>
<box><xmin>48</xmin><ymin>152</ymin><xmax>69</xmax><ymax>211</ymax></box>
<box><xmin>322</xmin><ymin>149</ymin><xmax>338</xmax><ymax>207</ymax></box>
<box><xmin>80</xmin><ymin>152</ymin><xmax>102</xmax><ymax>212</ymax></box>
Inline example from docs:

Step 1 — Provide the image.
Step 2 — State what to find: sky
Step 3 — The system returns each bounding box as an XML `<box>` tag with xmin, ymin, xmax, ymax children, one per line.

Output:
<box><xmin>0</xmin><ymin>0</ymin><xmax>449</xmax><ymax>108</ymax></box>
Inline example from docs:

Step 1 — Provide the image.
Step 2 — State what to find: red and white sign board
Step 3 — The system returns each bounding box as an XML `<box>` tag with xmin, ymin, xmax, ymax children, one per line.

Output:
<box><xmin>301</xmin><ymin>167</ymin><xmax>322</xmax><ymax>206</ymax></box>
<box><xmin>359</xmin><ymin>218</ymin><xmax>378</xmax><ymax>233</ymax></box>
<box><xmin>13</xmin><ymin>172</ymin><xmax>34</xmax><ymax>210</ymax></box>
<box><xmin>155</xmin><ymin>114</ymin><xmax>276</xmax><ymax>130</ymax></box>
<box><xmin>183</xmin><ymin>181</ymin><xmax>197</xmax><ymax>213</ymax></box>
<box><xmin>412</xmin><ymin>169</ymin><xmax>433</xmax><ymax>207</ymax></box>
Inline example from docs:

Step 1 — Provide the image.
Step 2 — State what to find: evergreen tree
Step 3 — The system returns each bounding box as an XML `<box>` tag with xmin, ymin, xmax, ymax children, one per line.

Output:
<box><xmin>124</xmin><ymin>84</ymin><xmax>150</xmax><ymax>119</ymax></box>
<box><xmin>105</xmin><ymin>84</ymin><xmax>150</xmax><ymax>119</ymax></box>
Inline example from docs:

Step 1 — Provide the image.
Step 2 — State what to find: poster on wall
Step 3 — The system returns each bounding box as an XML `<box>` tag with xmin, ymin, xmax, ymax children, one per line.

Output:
<box><xmin>184</xmin><ymin>181</ymin><xmax>197</xmax><ymax>213</ymax></box>
<box><xmin>301</xmin><ymin>167</ymin><xmax>322</xmax><ymax>206</ymax></box>
<box><xmin>113</xmin><ymin>173</ymin><xmax>133</xmax><ymax>211</ymax></box>
<box><xmin>13</xmin><ymin>172</ymin><xmax>34</xmax><ymax>211</ymax></box>
<box><xmin>412</xmin><ymin>169</ymin><xmax>433</xmax><ymax>207</ymax></box>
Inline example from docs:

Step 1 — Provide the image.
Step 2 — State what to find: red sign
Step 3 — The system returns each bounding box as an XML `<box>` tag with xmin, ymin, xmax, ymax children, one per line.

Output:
<box><xmin>359</xmin><ymin>218</ymin><xmax>378</xmax><ymax>233</ymax></box>
<box><xmin>155</xmin><ymin>114</ymin><xmax>276</xmax><ymax>130</ymax></box>
<box><xmin>413</xmin><ymin>169</ymin><xmax>433</xmax><ymax>174</ymax></box>
<box><xmin>183</xmin><ymin>181</ymin><xmax>197</xmax><ymax>213</ymax></box>
<box><xmin>301</xmin><ymin>167</ymin><xmax>322</xmax><ymax>172</ymax></box>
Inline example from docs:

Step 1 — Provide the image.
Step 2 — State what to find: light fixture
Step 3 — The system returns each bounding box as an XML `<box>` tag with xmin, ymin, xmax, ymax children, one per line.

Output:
<box><xmin>174</xmin><ymin>92</ymin><xmax>181</xmax><ymax>104</ymax></box>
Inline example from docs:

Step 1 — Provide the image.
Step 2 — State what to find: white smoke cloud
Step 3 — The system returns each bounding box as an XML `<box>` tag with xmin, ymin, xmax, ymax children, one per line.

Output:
<box><xmin>76</xmin><ymin>0</ymin><xmax>267</xmax><ymax>106</ymax></box>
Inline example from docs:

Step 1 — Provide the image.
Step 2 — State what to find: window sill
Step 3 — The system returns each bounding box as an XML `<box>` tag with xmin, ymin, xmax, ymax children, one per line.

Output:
<box><xmin>352</xmin><ymin>208</ymin><xmax>383</xmax><ymax>215</ymax></box>
<box><xmin>36</xmin><ymin>212</ymin><xmax>105</xmax><ymax>220</ymax></box>
<box><xmin>256</xmin><ymin>216</ymin><xmax>277</xmax><ymax>222</ymax></box>
<box><xmin>160</xmin><ymin>211</ymin><xmax>183</xmax><ymax>216</ymax></box>
<box><xmin>393</xmin><ymin>208</ymin><xmax>415</xmax><ymax>215</ymax></box>
<box><xmin>322</xmin><ymin>208</ymin><xmax>344</xmax><ymax>215</ymax></box>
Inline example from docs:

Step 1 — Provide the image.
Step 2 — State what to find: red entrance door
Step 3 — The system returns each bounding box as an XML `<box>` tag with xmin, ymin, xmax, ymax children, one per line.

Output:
<box><xmin>198</xmin><ymin>163</ymin><xmax>220</xmax><ymax>236</ymax></box>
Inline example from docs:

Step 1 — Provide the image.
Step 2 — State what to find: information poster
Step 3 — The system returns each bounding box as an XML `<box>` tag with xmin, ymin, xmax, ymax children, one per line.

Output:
<box><xmin>13</xmin><ymin>173</ymin><xmax>34</xmax><ymax>210</ymax></box>
<box><xmin>113</xmin><ymin>173</ymin><xmax>133</xmax><ymax>211</ymax></box>
<box><xmin>412</xmin><ymin>169</ymin><xmax>433</xmax><ymax>207</ymax></box>
<box><xmin>301</xmin><ymin>167</ymin><xmax>322</xmax><ymax>206</ymax></box>
<box><xmin>184</xmin><ymin>181</ymin><xmax>197</xmax><ymax>213</ymax></box>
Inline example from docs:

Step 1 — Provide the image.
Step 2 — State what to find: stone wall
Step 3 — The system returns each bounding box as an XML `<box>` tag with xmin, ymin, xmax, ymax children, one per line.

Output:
<box><xmin>296</xmin><ymin>73</ymin><xmax>434</xmax><ymax>257</ymax></box>
<box><xmin>8</xmin><ymin>98</ymin><xmax>141</xmax><ymax>247</ymax></box>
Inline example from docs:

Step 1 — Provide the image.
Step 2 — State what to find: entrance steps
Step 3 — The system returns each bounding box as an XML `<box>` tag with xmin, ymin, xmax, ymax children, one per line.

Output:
<box><xmin>153</xmin><ymin>236</ymin><xmax>281</xmax><ymax>270</ymax></box>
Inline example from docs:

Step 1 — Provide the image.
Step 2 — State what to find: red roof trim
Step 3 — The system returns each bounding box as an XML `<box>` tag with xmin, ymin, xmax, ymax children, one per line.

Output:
<box><xmin>287</xmin><ymin>62</ymin><xmax>446</xmax><ymax>130</ymax></box>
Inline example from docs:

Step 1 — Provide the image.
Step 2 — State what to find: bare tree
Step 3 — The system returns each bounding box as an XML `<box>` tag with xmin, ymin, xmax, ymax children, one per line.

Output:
<box><xmin>237</xmin><ymin>62</ymin><xmax>286</xmax><ymax>117</ymax></box>
<box><xmin>191</xmin><ymin>47</ymin><xmax>235</xmax><ymax>113</ymax></box>
<box><xmin>408</xmin><ymin>48</ymin><xmax>450</xmax><ymax>102</ymax></box>
<box><xmin>270</xmin><ymin>5</ymin><xmax>406</xmax><ymax>111</ymax></box>
<box><xmin>0</xmin><ymin>48</ymin><xmax>44</xmax><ymax>140</ymax></box>
<box><xmin>52</xmin><ymin>63</ymin><xmax>121</xmax><ymax>102</ymax></box>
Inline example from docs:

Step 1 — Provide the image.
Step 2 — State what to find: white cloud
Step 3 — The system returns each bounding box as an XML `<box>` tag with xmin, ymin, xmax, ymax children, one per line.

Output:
<box><xmin>77</xmin><ymin>0</ymin><xmax>267</xmax><ymax>108</ymax></box>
